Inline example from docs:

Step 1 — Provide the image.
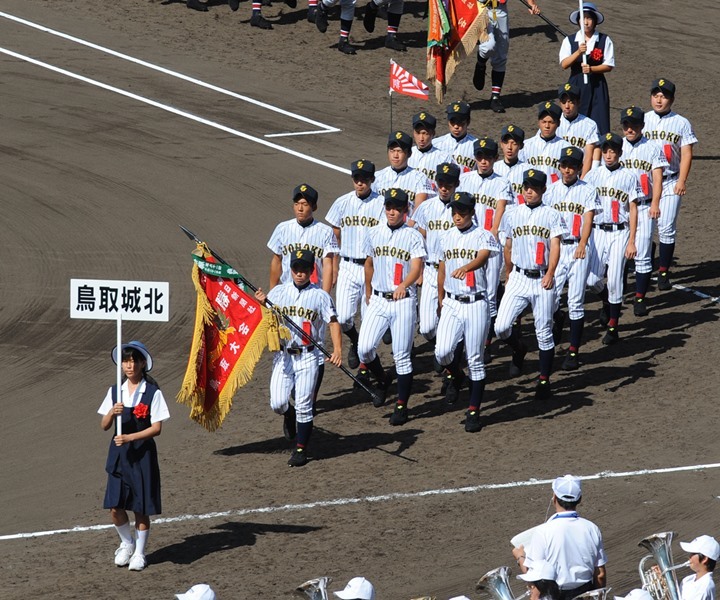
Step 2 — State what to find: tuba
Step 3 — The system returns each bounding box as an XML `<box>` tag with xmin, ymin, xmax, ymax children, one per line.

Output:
<box><xmin>638</xmin><ymin>532</ymin><xmax>689</xmax><ymax>600</ymax></box>
<box><xmin>295</xmin><ymin>577</ymin><xmax>333</xmax><ymax>600</ymax></box>
<box><xmin>572</xmin><ymin>588</ymin><xmax>613</xmax><ymax>600</ymax></box>
<box><xmin>477</xmin><ymin>566</ymin><xmax>530</xmax><ymax>600</ymax></box>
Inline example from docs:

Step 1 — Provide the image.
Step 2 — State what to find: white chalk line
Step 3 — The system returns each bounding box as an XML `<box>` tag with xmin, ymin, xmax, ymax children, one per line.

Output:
<box><xmin>673</xmin><ymin>283</ymin><xmax>720</xmax><ymax>304</ymax></box>
<box><xmin>0</xmin><ymin>10</ymin><xmax>340</xmax><ymax>136</ymax></box>
<box><xmin>3</xmin><ymin>462</ymin><xmax>719</xmax><ymax>542</ymax></box>
<box><xmin>0</xmin><ymin>46</ymin><xmax>351</xmax><ymax>176</ymax></box>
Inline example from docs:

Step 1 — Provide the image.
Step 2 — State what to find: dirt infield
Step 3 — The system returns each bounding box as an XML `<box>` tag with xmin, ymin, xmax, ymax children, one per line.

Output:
<box><xmin>1</xmin><ymin>0</ymin><xmax>719</xmax><ymax>598</ymax></box>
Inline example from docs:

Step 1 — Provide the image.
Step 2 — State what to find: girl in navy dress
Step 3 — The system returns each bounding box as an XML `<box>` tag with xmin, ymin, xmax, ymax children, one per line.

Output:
<box><xmin>559</xmin><ymin>2</ymin><xmax>615</xmax><ymax>135</ymax></box>
<box><xmin>98</xmin><ymin>341</ymin><xmax>169</xmax><ymax>571</ymax></box>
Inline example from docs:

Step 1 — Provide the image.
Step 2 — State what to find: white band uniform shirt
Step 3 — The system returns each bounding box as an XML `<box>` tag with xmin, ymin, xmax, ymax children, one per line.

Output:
<box><xmin>357</xmin><ymin>222</ymin><xmax>426</xmax><ymax>376</ymax></box>
<box><xmin>680</xmin><ymin>572</ymin><xmax>715</xmax><ymax>600</ymax></box>
<box><xmin>266</xmin><ymin>281</ymin><xmax>338</xmax><ymax>423</ymax></box>
<box><xmin>434</xmin><ymin>132</ymin><xmax>479</xmax><ymax>173</ymax></box>
<box><xmin>98</xmin><ymin>379</ymin><xmax>170</xmax><ymax>424</ymax></box>
<box><xmin>558</xmin><ymin>113</ymin><xmax>600</xmax><ymax>153</ymax></box>
<box><xmin>373</xmin><ymin>165</ymin><xmax>435</xmax><ymax>206</ymax></box>
<box><xmin>407</xmin><ymin>145</ymin><xmax>455</xmax><ymax>187</ymax></box>
<box><xmin>520</xmin><ymin>133</ymin><xmax>572</xmax><ymax>181</ymax></box>
<box><xmin>325</xmin><ymin>189</ymin><xmax>386</xmax><ymax>330</ymax></box>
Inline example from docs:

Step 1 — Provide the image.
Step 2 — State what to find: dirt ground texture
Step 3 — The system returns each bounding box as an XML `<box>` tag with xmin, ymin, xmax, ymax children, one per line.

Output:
<box><xmin>1</xmin><ymin>0</ymin><xmax>719</xmax><ymax>598</ymax></box>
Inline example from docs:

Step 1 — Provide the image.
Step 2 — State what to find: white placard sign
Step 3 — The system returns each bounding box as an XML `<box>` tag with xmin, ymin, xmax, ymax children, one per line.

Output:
<box><xmin>70</xmin><ymin>278</ymin><xmax>170</xmax><ymax>322</ymax></box>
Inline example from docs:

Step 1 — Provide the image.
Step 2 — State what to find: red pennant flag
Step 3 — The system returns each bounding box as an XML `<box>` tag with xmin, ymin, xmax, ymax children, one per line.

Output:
<box><xmin>390</xmin><ymin>60</ymin><xmax>430</xmax><ymax>100</ymax></box>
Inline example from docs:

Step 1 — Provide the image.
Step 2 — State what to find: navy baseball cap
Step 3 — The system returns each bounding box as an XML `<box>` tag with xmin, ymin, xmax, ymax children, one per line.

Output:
<box><xmin>559</xmin><ymin>146</ymin><xmax>584</xmax><ymax>167</ymax></box>
<box><xmin>523</xmin><ymin>169</ymin><xmax>547</xmax><ymax>188</ymax></box>
<box><xmin>412</xmin><ymin>111</ymin><xmax>437</xmax><ymax>130</ymax></box>
<box><xmin>474</xmin><ymin>137</ymin><xmax>499</xmax><ymax>157</ymax></box>
<box><xmin>446</xmin><ymin>101</ymin><xmax>471</xmax><ymax>120</ymax></box>
<box><xmin>290</xmin><ymin>249</ymin><xmax>316</xmax><ymax>270</ymax></box>
<box><xmin>435</xmin><ymin>162</ymin><xmax>461</xmax><ymax>183</ymax></box>
<box><xmin>558</xmin><ymin>82</ymin><xmax>581</xmax><ymax>99</ymax></box>
<box><xmin>388</xmin><ymin>131</ymin><xmax>413</xmax><ymax>151</ymax></box>
<box><xmin>449</xmin><ymin>191</ymin><xmax>475</xmax><ymax>212</ymax></box>
<box><xmin>651</xmin><ymin>78</ymin><xmax>676</xmax><ymax>97</ymax></box>
<box><xmin>383</xmin><ymin>188</ymin><xmax>409</xmax><ymax>207</ymax></box>
<box><xmin>500</xmin><ymin>124</ymin><xmax>525</xmax><ymax>143</ymax></box>
<box><xmin>293</xmin><ymin>183</ymin><xmax>319</xmax><ymax>205</ymax></box>
<box><xmin>351</xmin><ymin>159</ymin><xmax>376</xmax><ymax>177</ymax></box>
<box><xmin>537</xmin><ymin>101</ymin><xmax>562</xmax><ymax>121</ymax></box>
<box><xmin>620</xmin><ymin>106</ymin><xmax>644</xmax><ymax>125</ymax></box>
<box><xmin>600</xmin><ymin>132</ymin><xmax>623</xmax><ymax>150</ymax></box>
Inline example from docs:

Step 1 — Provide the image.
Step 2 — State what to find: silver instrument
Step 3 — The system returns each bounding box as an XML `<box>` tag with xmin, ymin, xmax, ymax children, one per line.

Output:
<box><xmin>477</xmin><ymin>566</ymin><xmax>530</xmax><ymax>600</ymax></box>
<box><xmin>572</xmin><ymin>587</ymin><xmax>613</xmax><ymax>600</ymax></box>
<box><xmin>295</xmin><ymin>577</ymin><xmax>333</xmax><ymax>600</ymax></box>
<box><xmin>638</xmin><ymin>532</ymin><xmax>689</xmax><ymax>600</ymax></box>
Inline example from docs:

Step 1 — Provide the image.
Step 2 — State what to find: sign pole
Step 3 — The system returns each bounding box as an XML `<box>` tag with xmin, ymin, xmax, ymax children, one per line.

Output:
<box><xmin>579</xmin><ymin>0</ymin><xmax>588</xmax><ymax>85</ymax></box>
<box><xmin>116</xmin><ymin>314</ymin><xmax>123</xmax><ymax>435</ymax></box>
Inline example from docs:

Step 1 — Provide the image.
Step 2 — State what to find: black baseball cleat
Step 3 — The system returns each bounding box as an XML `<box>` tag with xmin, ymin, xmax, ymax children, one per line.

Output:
<box><xmin>348</xmin><ymin>343</ymin><xmax>360</xmax><ymax>369</ymax></box>
<box><xmin>371</xmin><ymin>370</ymin><xmax>393</xmax><ymax>407</ymax></box>
<box><xmin>382</xmin><ymin>328</ymin><xmax>392</xmax><ymax>345</ymax></box>
<box><xmin>602</xmin><ymin>327</ymin><xmax>619</xmax><ymax>345</ymax></box>
<box><xmin>250</xmin><ymin>13</ymin><xmax>273</xmax><ymax>28</ymax></box>
<box><xmin>473</xmin><ymin>56</ymin><xmax>487</xmax><ymax>90</ymax></box>
<box><xmin>287</xmin><ymin>448</ymin><xmax>308</xmax><ymax>467</ymax></box>
<box><xmin>535</xmin><ymin>379</ymin><xmax>552</xmax><ymax>400</ymax></box>
<box><xmin>338</xmin><ymin>37</ymin><xmax>357</xmax><ymax>54</ymax></box>
<box><xmin>490</xmin><ymin>95</ymin><xmax>506</xmax><ymax>113</ymax></box>
<box><xmin>363</xmin><ymin>0</ymin><xmax>378</xmax><ymax>32</ymax></box>
<box><xmin>283</xmin><ymin>405</ymin><xmax>297</xmax><ymax>440</ymax></box>
<box><xmin>384</xmin><ymin>34</ymin><xmax>407</xmax><ymax>51</ymax></box>
<box><xmin>657</xmin><ymin>271</ymin><xmax>672</xmax><ymax>291</ymax></box>
<box><xmin>389</xmin><ymin>403</ymin><xmax>408</xmax><ymax>426</ymax></box>
<box><xmin>354</xmin><ymin>368</ymin><xmax>370</xmax><ymax>389</ymax></box>
<box><xmin>307</xmin><ymin>6</ymin><xmax>316</xmax><ymax>21</ymax></box>
<box><xmin>508</xmin><ymin>341</ymin><xmax>527</xmax><ymax>378</ymax></box>
<box><xmin>315</xmin><ymin>1</ymin><xmax>328</xmax><ymax>32</ymax></box>
<box><xmin>464</xmin><ymin>409</ymin><xmax>482</xmax><ymax>433</ymax></box>
<box><xmin>444</xmin><ymin>373</ymin><xmax>465</xmax><ymax>405</ymax></box>
<box><xmin>187</xmin><ymin>0</ymin><xmax>209</xmax><ymax>11</ymax></box>
<box><xmin>228</xmin><ymin>0</ymin><xmax>240</xmax><ymax>11</ymax></box>
<box><xmin>633</xmin><ymin>297</ymin><xmax>649</xmax><ymax>317</ymax></box>
<box><xmin>562</xmin><ymin>351</ymin><xmax>579</xmax><ymax>371</ymax></box>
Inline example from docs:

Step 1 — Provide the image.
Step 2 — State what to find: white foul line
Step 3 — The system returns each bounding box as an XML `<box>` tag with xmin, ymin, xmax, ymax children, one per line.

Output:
<box><xmin>3</xmin><ymin>462</ymin><xmax>719</xmax><ymax>542</ymax></box>
<box><xmin>673</xmin><ymin>283</ymin><xmax>720</xmax><ymax>304</ymax></box>
<box><xmin>0</xmin><ymin>46</ymin><xmax>351</xmax><ymax>176</ymax></box>
<box><xmin>0</xmin><ymin>10</ymin><xmax>340</xmax><ymax>136</ymax></box>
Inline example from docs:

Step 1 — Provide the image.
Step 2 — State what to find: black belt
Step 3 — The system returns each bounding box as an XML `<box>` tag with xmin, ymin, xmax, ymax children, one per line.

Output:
<box><xmin>426</xmin><ymin>261</ymin><xmax>439</xmax><ymax>270</ymax></box>
<box><xmin>662</xmin><ymin>173</ymin><xmax>677</xmax><ymax>181</ymax></box>
<box><xmin>283</xmin><ymin>345</ymin><xmax>315</xmax><ymax>355</ymax></box>
<box><xmin>594</xmin><ymin>222</ymin><xmax>626</xmax><ymax>231</ymax></box>
<box><xmin>514</xmin><ymin>265</ymin><xmax>546</xmax><ymax>279</ymax></box>
<box><xmin>446</xmin><ymin>291</ymin><xmax>485</xmax><ymax>303</ymax></box>
<box><xmin>373</xmin><ymin>290</ymin><xmax>395</xmax><ymax>300</ymax></box>
<box><xmin>636</xmin><ymin>198</ymin><xmax>652</xmax><ymax>206</ymax></box>
<box><xmin>562</xmin><ymin>238</ymin><xmax>579</xmax><ymax>245</ymax></box>
<box><xmin>342</xmin><ymin>256</ymin><xmax>366</xmax><ymax>265</ymax></box>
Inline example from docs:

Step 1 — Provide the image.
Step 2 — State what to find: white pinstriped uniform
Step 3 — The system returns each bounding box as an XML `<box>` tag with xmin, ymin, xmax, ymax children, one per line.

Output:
<box><xmin>585</xmin><ymin>165</ymin><xmax>641</xmax><ymax>303</ymax></box>
<box><xmin>495</xmin><ymin>159</ymin><xmax>528</xmax><ymax>211</ymax></box>
<box><xmin>495</xmin><ymin>204</ymin><xmax>567</xmax><ymax>350</ymax></box>
<box><xmin>407</xmin><ymin>146</ymin><xmax>455</xmax><ymax>190</ymax></box>
<box><xmin>325</xmin><ymin>190</ymin><xmax>386</xmax><ymax>331</ymax></box>
<box><xmin>434</xmin><ymin>132</ymin><xmax>478</xmax><ymax>174</ymax></box>
<box><xmin>558</xmin><ymin>113</ymin><xmax>600</xmax><ymax>152</ymax></box>
<box><xmin>458</xmin><ymin>170</ymin><xmax>513</xmax><ymax>317</ymax></box>
<box><xmin>357</xmin><ymin>223</ymin><xmax>426</xmax><ymax>376</ymax></box>
<box><xmin>372</xmin><ymin>166</ymin><xmax>434</xmax><ymax>208</ymax></box>
<box><xmin>519</xmin><ymin>134</ymin><xmax>572</xmax><ymax>182</ymax></box>
<box><xmin>543</xmin><ymin>179</ymin><xmax>600</xmax><ymax>319</ymax></box>
<box><xmin>412</xmin><ymin>197</ymin><xmax>454</xmax><ymax>339</ymax></box>
<box><xmin>435</xmin><ymin>224</ymin><xmax>499</xmax><ymax>381</ymax></box>
<box><xmin>620</xmin><ymin>136</ymin><xmax>669</xmax><ymax>274</ymax></box>
<box><xmin>267</xmin><ymin>219</ymin><xmax>339</xmax><ymax>288</ymax></box>
<box><xmin>266</xmin><ymin>282</ymin><xmax>337</xmax><ymax>423</ymax></box>
<box><xmin>643</xmin><ymin>110</ymin><xmax>698</xmax><ymax>244</ymax></box>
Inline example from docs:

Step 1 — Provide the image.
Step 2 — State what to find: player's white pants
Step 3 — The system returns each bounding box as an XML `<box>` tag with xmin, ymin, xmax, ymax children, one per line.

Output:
<box><xmin>477</xmin><ymin>7</ymin><xmax>508</xmax><ymax>71</ymax></box>
<box><xmin>553</xmin><ymin>241</ymin><xmax>592</xmax><ymax>320</ymax></box>
<box><xmin>486</xmin><ymin>250</ymin><xmax>502</xmax><ymax>318</ymax></box>
<box><xmin>373</xmin><ymin>0</ymin><xmax>403</xmax><ymax>15</ymax></box>
<box><xmin>269</xmin><ymin>350</ymin><xmax>319</xmax><ymax>423</ymax></box>
<box><xmin>418</xmin><ymin>264</ymin><xmax>439</xmax><ymax>340</ymax></box>
<box><xmin>495</xmin><ymin>270</ymin><xmax>555</xmax><ymax>351</ymax></box>
<box><xmin>634</xmin><ymin>202</ymin><xmax>653</xmax><ymax>274</ymax></box>
<box><xmin>587</xmin><ymin>227</ymin><xmax>629</xmax><ymax>304</ymax></box>
<box><xmin>658</xmin><ymin>178</ymin><xmax>681</xmax><ymax>245</ymax></box>
<box><xmin>358</xmin><ymin>294</ymin><xmax>416</xmax><ymax>375</ymax></box>
<box><xmin>335</xmin><ymin>260</ymin><xmax>367</xmax><ymax>332</ymax></box>
<box><xmin>321</xmin><ymin>0</ymin><xmax>356</xmax><ymax>20</ymax></box>
<box><xmin>435</xmin><ymin>296</ymin><xmax>490</xmax><ymax>381</ymax></box>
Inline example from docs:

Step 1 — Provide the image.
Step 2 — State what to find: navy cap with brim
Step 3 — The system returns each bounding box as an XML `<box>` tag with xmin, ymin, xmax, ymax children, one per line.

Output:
<box><xmin>446</xmin><ymin>101</ymin><xmax>471</xmax><ymax>120</ymax></box>
<box><xmin>474</xmin><ymin>137</ymin><xmax>499</xmax><ymax>156</ymax></box>
<box><xmin>384</xmin><ymin>188</ymin><xmax>409</xmax><ymax>207</ymax></box>
<box><xmin>293</xmin><ymin>184</ymin><xmax>319</xmax><ymax>205</ymax></box>
<box><xmin>558</xmin><ymin>82</ymin><xmax>581</xmax><ymax>99</ymax></box>
<box><xmin>523</xmin><ymin>169</ymin><xmax>547</xmax><ymax>188</ymax></box>
<box><xmin>559</xmin><ymin>146</ymin><xmax>584</xmax><ymax>166</ymax></box>
<box><xmin>388</xmin><ymin>131</ymin><xmax>413</xmax><ymax>151</ymax></box>
<box><xmin>351</xmin><ymin>159</ymin><xmax>376</xmax><ymax>177</ymax></box>
<box><xmin>620</xmin><ymin>106</ymin><xmax>644</xmax><ymax>125</ymax></box>
<box><xmin>500</xmin><ymin>124</ymin><xmax>525</xmax><ymax>143</ymax></box>
<box><xmin>290</xmin><ymin>249</ymin><xmax>316</xmax><ymax>270</ymax></box>
<box><xmin>600</xmin><ymin>132</ymin><xmax>623</xmax><ymax>150</ymax></box>
<box><xmin>650</xmin><ymin>78</ymin><xmax>676</xmax><ymax>97</ymax></box>
<box><xmin>449</xmin><ymin>191</ymin><xmax>475</xmax><ymax>212</ymax></box>
<box><xmin>412</xmin><ymin>111</ymin><xmax>437</xmax><ymax>130</ymax></box>
<box><xmin>435</xmin><ymin>162</ymin><xmax>461</xmax><ymax>182</ymax></box>
<box><xmin>537</xmin><ymin>101</ymin><xmax>562</xmax><ymax>121</ymax></box>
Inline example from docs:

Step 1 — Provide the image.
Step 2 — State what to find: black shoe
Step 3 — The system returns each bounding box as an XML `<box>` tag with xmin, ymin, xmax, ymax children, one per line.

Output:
<box><xmin>508</xmin><ymin>341</ymin><xmax>527</xmax><ymax>378</ymax></box>
<box><xmin>440</xmin><ymin>372</ymin><xmax>452</xmax><ymax>394</ymax></box>
<box><xmin>535</xmin><ymin>378</ymin><xmax>552</xmax><ymax>400</ymax></box>
<box><xmin>633</xmin><ymin>297</ymin><xmax>648</xmax><ymax>317</ymax></box>
<box><xmin>287</xmin><ymin>448</ymin><xmax>308</xmax><ymax>467</ymax></box>
<box><xmin>307</xmin><ymin>6</ymin><xmax>316</xmax><ymax>21</ymax></box>
<box><xmin>282</xmin><ymin>405</ymin><xmax>296</xmax><ymax>440</ymax></box>
<box><xmin>389</xmin><ymin>403</ymin><xmax>408</xmax><ymax>426</ymax></box>
<box><xmin>602</xmin><ymin>327</ymin><xmax>619</xmax><ymax>345</ymax></box>
<box><xmin>338</xmin><ymin>37</ymin><xmax>357</xmax><ymax>54</ymax></box>
<box><xmin>348</xmin><ymin>344</ymin><xmax>360</xmax><ymax>369</ymax></box>
<box><xmin>464</xmin><ymin>409</ymin><xmax>482</xmax><ymax>433</ymax></box>
<box><xmin>354</xmin><ymin>368</ymin><xmax>370</xmax><ymax>389</ymax></box>
<box><xmin>363</xmin><ymin>0</ymin><xmax>378</xmax><ymax>32</ymax></box>
<box><xmin>598</xmin><ymin>302</ymin><xmax>610</xmax><ymax>327</ymax></box>
<box><xmin>562</xmin><ymin>351</ymin><xmax>579</xmax><ymax>371</ymax></box>
<box><xmin>315</xmin><ymin>1</ymin><xmax>328</xmax><ymax>32</ymax></box>
<box><xmin>444</xmin><ymin>373</ymin><xmax>465</xmax><ymax>405</ymax></box>
<box><xmin>187</xmin><ymin>0</ymin><xmax>209</xmax><ymax>11</ymax></box>
<box><xmin>473</xmin><ymin>57</ymin><xmax>487</xmax><ymax>91</ymax></box>
<box><xmin>552</xmin><ymin>310</ymin><xmax>566</xmax><ymax>346</ymax></box>
<box><xmin>228</xmin><ymin>0</ymin><xmax>240</xmax><ymax>10</ymax></box>
<box><xmin>490</xmin><ymin>95</ymin><xmax>505</xmax><ymax>113</ymax></box>
<box><xmin>657</xmin><ymin>271</ymin><xmax>672</xmax><ymax>291</ymax></box>
<box><xmin>382</xmin><ymin>328</ymin><xmax>392</xmax><ymax>345</ymax></box>
<box><xmin>250</xmin><ymin>13</ymin><xmax>273</xmax><ymax>28</ymax></box>
<box><xmin>385</xmin><ymin>34</ymin><xmax>407</xmax><ymax>51</ymax></box>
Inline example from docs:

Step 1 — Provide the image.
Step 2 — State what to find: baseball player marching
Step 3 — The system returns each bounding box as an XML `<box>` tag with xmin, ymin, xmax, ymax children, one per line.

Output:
<box><xmin>357</xmin><ymin>189</ymin><xmax>426</xmax><ymax>425</ymax></box>
<box><xmin>642</xmin><ymin>78</ymin><xmax>698</xmax><ymax>291</ymax></box>
<box><xmin>495</xmin><ymin>124</ymin><xmax>527</xmax><ymax>205</ymax></box>
<box><xmin>557</xmin><ymin>83</ymin><xmax>601</xmax><ymax>177</ymax></box>
<box><xmin>521</xmin><ymin>102</ymin><xmax>572</xmax><ymax>183</ymax></box>
<box><xmin>435</xmin><ymin>191</ymin><xmax>499</xmax><ymax>431</ymax></box>
<box><xmin>495</xmin><ymin>169</ymin><xmax>567</xmax><ymax>399</ymax></box>
<box><xmin>543</xmin><ymin>147</ymin><xmax>600</xmax><ymax>370</ymax></box>
<box><xmin>585</xmin><ymin>132</ymin><xmax>640</xmax><ymax>344</ymax></box>
<box><xmin>408</xmin><ymin>112</ymin><xmax>455</xmax><ymax>186</ymax></box>
<box><xmin>434</xmin><ymin>101</ymin><xmax>478</xmax><ymax>174</ymax></box>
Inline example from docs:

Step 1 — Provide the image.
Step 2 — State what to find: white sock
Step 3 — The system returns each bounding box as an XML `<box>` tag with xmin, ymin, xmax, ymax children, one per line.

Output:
<box><xmin>115</xmin><ymin>523</ymin><xmax>134</xmax><ymax>546</ymax></box>
<box><xmin>135</xmin><ymin>529</ymin><xmax>149</xmax><ymax>556</ymax></box>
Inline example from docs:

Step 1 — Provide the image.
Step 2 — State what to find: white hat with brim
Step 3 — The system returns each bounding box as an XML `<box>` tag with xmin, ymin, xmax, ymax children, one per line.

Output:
<box><xmin>333</xmin><ymin>577</ymin><xmax>376</xmax><ymax>600</ymax></box>
<box><xmin>680</xmin><ymin>535</ymin><xmax>720</xmax><ymax>561</ymax></box>
<box><xmin>569</xmin><ymin>2</ymin><xmax>604</xmax><ymax>25</ymax></box>
<box><xmin>552</xmin><ymin>474</ymin><xmax>582</xmax><ymax>502</ymax></box>
<box><xmin>175</xmin><ymin>584</ymin><xmax>216</xmax><ymax>600</ymax></box>
<box><xmin>614</xmin><ymin>589</ymin><xmax>653</xmax><ymax>600</ymax></box>
<box><xmin>517</xmin><ymin>560</ymin><xmax>557</xmax><ymax>583</ymax></box>
<box><xmin>111</xmin><ymin>340</ymin><xmax>153</xmax><ymax>371</ymax></box>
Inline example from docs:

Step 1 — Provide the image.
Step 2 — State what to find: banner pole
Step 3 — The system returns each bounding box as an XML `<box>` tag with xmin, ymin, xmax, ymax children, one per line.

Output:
<box><xmin>115</xmin><ymin>315</ymin><xmax>122</xmax><ymax>436</ymax></box>
<box><xmin>579</xmin><ymin>0</ymin><xmax>588</xmax><ymax>84</ymax></box>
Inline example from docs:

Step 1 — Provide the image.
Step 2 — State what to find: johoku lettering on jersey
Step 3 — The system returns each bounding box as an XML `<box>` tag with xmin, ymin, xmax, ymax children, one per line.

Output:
<box><xmin>642</xmin><ymin>109</ymin><xmax>697</xmax><ymax>176</ymax></box>
<box><xmin>364</xmin><ymin>223</ymin><xmax>426</xmax><ymax>293</ymax></box>
<box><xmin>440</xmin><ymin>225</ymin><xmax>500</xmax><ymax>294</ymax></box>
<box><xmin>266</xmin><ymin>283</ymin><xmax>337</xmax><ymax>345</ymax></box>
<box><xmin>519</xmin><ymin>134</ymin><xmax>572</xmax><ymax>179</ymax></box>
<box><xmin>407</xmin><ymin>146</ymin><xmax>455</xmax><ymax>186</ymax></box>
<box><xmin>458</xmin><ymin>171</ymin><xmax>513</xmax><ymax>227</ymax></box>
<box><xmin>267</xmin><ymin>219</ymin><xmax>339</xmax><ymax>285</ymax></box>
<box><xmin>504</xmin><ymin>204</ymin><xmax>567</xmax><ymax>269</ymax></box>
<box><xmin>373</xmin><ymin>165</ymin><xmax>434</xmax><ymax>204</ymax></box>
<box><xmin>585</xmin><ymin>165</ymin><xmax>641</xmax><ymax>224</ymax></box>
<box><xmin>325</xmin><ymin>189</ymin><xmax>386</xmax><ymax>259</ymax></box>
<box><xmin>412</xmin><ymin>197</ymin><xmax>454</xmax><ymax>262</ymax></box>
<box><xmin>543</xmin><ymin>178</ymin><xmax>601</xmax><ymax>238</ymax></box>
<box><xmin>494</xmin><ymin>160</ymin><xmax>527</xmax><ymax>204</ymax></box>
<box><xmin>558</xmin><ymin>113</ymin><xmax>600</xmax><ymax>150</ymax></box>
<box><xmin>434</xmin><ymin>132</ymin><xmax>479</xmax><ymax>172</ymax></box>
<box><xmin>620</xmin><ymin>136</ymin><xmax>669</xmax><ymax>199</ymax></box>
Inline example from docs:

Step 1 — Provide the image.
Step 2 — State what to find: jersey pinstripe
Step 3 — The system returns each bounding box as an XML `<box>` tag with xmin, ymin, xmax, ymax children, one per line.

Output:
<box><xmin>457</xmin><ymin>171</ymin><xmax>513</xmax><ymax>231</ymax></box>
<box><xmin>325</xmin><ymin>190</ymin><xmax>386</xmax><ymax>259</ymax></box>
<box><xmin>407</xmin><ymin>146</ymin><xmax>455</xmax><ymax>188</ymax></box>
<box><xmin>642</xmin><ymin>110</ymin><xmax>698</xmax><ymax>178</ymax></box>
<box><xmin>584</xmin><ymin>165</ymin><xmax>640</xmax><ymax>225</ymax></box>
<box><xmin>434</xmin><ymin>132</ymin><xmax>478</xmax><ymax>173</ymax></box>
<box><xmin>543</xmin><ymin>178</ymin><xmax>601</xmax><ymax>240</ymax></box>
<box><xmin>494</xmin><ymin>159</ymin><xmax>528</xmax><ymax>205</ymax></box>
<box><xmin>364</xmin><ymin>223</ymin><xmax>427</xmax><ymax>296</ymax></box>
<box><xmin>372</xmin><ymin>166</ymin><xmax>434</xmax><ymax>206</ymax></box>
<box><xmin>503</xmin><ymin>204</ymin><xmax>567</xmax><ymax>269</ymax></box>
<box><xmin>440</xmin><ymin>224</ymin><xmax>499</xmax><ymax>295</ymax></box>
<box><xmin>519</xmin><ymin>134</ymin><xmax>572</xmax><ymax>181</ymax></box>
<box><xmin>558</xmin><ymin>113</ymin><xmax>600</xmax><ymax>150</ymax></box>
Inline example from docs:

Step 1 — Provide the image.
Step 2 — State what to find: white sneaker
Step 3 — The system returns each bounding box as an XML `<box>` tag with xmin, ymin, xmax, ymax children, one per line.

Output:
<box><xmin>114</xmin><ymin>542</ymin><xmax>135</xmax><ymax>567</ymax></box>
<box><xmin>128</xmin><ymin>553</ymin><xmax>147</xmax><ymax>571</ymax></box>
